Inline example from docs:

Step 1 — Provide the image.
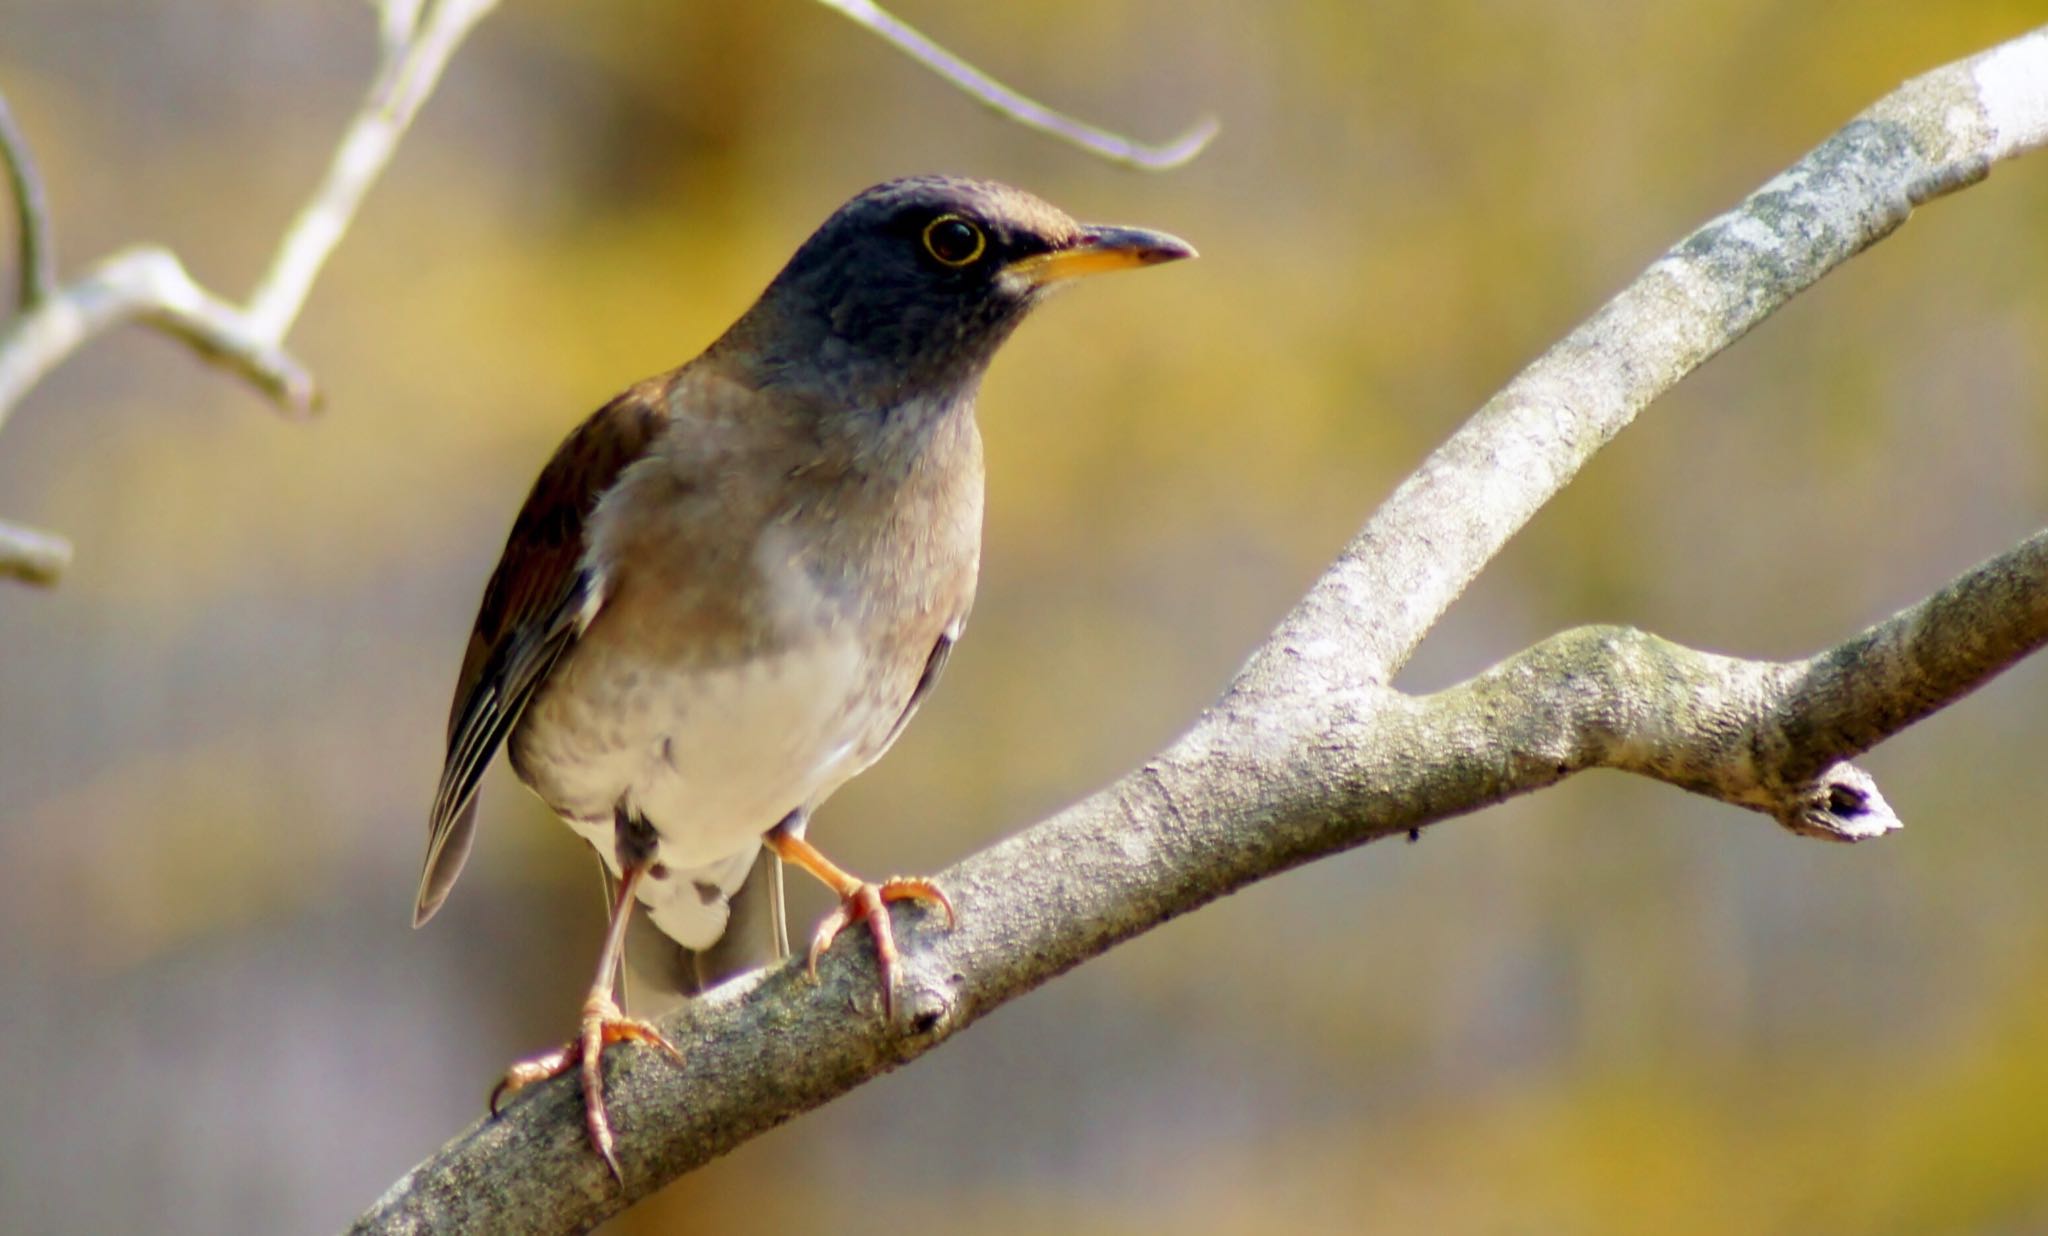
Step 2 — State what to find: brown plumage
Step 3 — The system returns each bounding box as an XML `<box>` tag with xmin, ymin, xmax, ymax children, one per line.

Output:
<box><xmin>416</xmin><ymin>175</ymin><xmax>1193</xmax><ymax>1178</ymax></box>
<box><xmin>421</xmin><ymin>385</ymin><xmax>667</xmax><ymax>925</ymax></box>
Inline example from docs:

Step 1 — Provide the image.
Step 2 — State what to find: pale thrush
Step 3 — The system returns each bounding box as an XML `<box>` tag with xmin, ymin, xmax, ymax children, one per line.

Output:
<box><xmin>415</xmin><ymin>175</ymin><xmax>1194</xmax><ymax>1176</ymax></box>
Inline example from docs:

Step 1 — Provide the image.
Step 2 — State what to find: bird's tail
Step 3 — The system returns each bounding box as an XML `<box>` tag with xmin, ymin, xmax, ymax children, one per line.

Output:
<box><xmin>618</xmin><ymin>846</ymin><xmax>788</xmax><ymax>1017</ymax></box>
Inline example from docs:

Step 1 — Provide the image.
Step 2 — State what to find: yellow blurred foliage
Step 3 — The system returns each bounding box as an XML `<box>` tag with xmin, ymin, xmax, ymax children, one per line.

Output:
<box><xmin>1</xmin><ymin>1</ymin><xmax>2045</xmax><ymax>1231</ymax></box>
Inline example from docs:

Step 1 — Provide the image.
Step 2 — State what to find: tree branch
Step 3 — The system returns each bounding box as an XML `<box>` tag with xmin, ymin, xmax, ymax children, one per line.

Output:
<box><xmin>0</xmin><ymin>89</ymin><xmax>57</xmax><ymax>310</ymax></box>
<box><xmin>0</xmin><ymin>514</ymin><xmax>68</xmax><ymax>584</ymax></box>
<box><xmin>1240</xmin><ymin>26</ymin><xmax>2048</xmax><ymax>695</ymax></box>
<box><xmin>348</xmin><ymin>23</ymin><xmax>2048</xmax><ymax>1236</ymax></box>
<box><xmin>0</xmin><ymin>0</ymin><xmax>497</xmax><ymax>585</ymax></box>
<box><xmin>816</xmin><ymin>0</ymin><xmax>1218</xmax><ymax>170</ymax></box>
<box><xmin>243</xmin><ymin>0</ymin><xmax>498</xmax><ymax>342</ymax></box>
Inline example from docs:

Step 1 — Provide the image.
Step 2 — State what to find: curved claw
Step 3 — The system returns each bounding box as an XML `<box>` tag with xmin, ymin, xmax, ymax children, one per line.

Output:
<box><xmin>805</xmin><ymin>876</ymin><xmax>956</xmax><ymax>1019</ymax></box>
<box><xmin>490</xmin><ymin>1049</ymin><xmax>569</xmax><ymax>1116</ymax></box>
<box><xmin>486</xmin><ymin>994</ymin><xmax>684</xmax><ymax>1181</ymax></box>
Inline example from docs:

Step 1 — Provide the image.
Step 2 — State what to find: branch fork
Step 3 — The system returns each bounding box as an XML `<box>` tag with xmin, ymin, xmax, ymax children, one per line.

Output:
<box><xmin>349</xmin><ymin>25</ymin><xmax>2048</xmax><ymax>1233</ymax></box>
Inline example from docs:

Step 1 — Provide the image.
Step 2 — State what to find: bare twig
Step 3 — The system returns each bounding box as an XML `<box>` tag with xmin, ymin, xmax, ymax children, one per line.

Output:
<box><xmin>0</xmin><ymin>0</ymin><xmax>1206</xmax><ymax>588</ymax></box>
<box><xmin>0</xmin><ymin>90</ymin><xmax>57</xmax><ymax>310</ymax></box>
<box><xmin>244</xmin><ymin>0</ymin><xmax>498</xmax><ymax>340</ymax></box>
<box><xmin>0</xmin><ymin>0</ymin><xmax>497</xmax><ymax>586</ymax></box>
<box><xmin>0</xmin><ymin>246</ymin><xmax>318</xmax><ymax>414</ymax></box>
<box><xmin>0</xmin><ymin>516</ymin><xmax>69</xmax><ymax>584</ymax></box>
<box><xmin>349</xmin><ymin>23</ymin><xmax>2048</xmax><ymax>1236</ymax></box>
<box><xmin>817</xmin><ymin>0</ymin><xmax>1217</xmax><ymax>170</ymax></box>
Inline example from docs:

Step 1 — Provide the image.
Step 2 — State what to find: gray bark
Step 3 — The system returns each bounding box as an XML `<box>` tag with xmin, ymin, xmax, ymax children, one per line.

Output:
<box><xmin>349</xmin><ymin>24</ymin><xmax>2048</xmax><ymax>1236</ymax></box>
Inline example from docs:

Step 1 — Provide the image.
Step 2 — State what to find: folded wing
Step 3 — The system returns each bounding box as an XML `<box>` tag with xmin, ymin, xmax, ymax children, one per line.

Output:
<box><xmin>414</xmin><ymin>382</ymin><xmax>670</xmax><ymax>926</ymax></box>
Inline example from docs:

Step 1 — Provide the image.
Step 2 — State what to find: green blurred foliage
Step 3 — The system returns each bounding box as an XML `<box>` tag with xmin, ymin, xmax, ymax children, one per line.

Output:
<box><xmin>0</xmin><ymin>1</ymin><xmax>2045</xmax><ymax>1232</ymax></box>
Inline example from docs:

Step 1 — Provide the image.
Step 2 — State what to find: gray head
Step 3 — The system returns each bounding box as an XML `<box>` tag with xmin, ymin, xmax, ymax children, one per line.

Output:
<box><xmin>715</xmin><ymin>176</ymin><xmax>1194</xmax><ymax>408</ymax></box>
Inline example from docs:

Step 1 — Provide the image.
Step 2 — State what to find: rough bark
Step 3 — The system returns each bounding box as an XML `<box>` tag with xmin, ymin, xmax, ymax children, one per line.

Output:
<box><xmin>348</xmin><ymin>24</ymin><xmax>2048</xmax><ymax>1236</ymax></box>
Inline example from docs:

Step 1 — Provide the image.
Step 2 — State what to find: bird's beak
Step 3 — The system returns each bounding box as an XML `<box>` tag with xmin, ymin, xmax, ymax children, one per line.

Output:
<box><xmin>1001</xmin><ymin>224</ymin><xmax>1198</xmax><ymax>287</ymax></box>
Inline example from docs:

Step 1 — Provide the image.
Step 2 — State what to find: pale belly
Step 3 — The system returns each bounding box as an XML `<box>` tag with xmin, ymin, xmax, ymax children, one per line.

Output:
<box><xmin>510</xmin><ymin>633</ymin><xmax>896</xmax><ymax>948</ymax></box>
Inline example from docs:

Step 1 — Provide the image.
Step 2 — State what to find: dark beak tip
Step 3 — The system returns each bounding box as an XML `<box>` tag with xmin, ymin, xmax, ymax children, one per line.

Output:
<box><xmin>1083</xmin><ymin>224</ymin><xmax>1198</xmax><ymax>265</ymax></box>
<box><xmin>1142</xmin><ymin>236</ymin><xmax>1199</xmax><ymax>265</ymax></box>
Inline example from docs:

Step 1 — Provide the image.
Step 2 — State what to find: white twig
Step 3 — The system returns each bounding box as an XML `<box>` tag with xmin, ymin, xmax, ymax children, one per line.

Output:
<box><xmin>0</xmin><ymin>516</ymin><xmax>69</xmax><ymax>584</ymax></box>
<box><xmin>816</xmin><ymin>0</ymin><xmax>1218</xmax><ymax>170</ymax></box>
<box><xmin>0</xmin><ymin>0</ymin><xmax>498</xmax><ymax>586</ymax></box>
<box><xmin>0</xmin><ymin>90</ymin><xmax>56</xmax><ymax>310</ymax></box>
<box><xmin>0</xmin><ymin>245</ymin><xmax>317</xmax><ymax>416</ymax></box>
<box><xmin>245</xmin><ymin>0</ymin><xmax>498</xmax><ymax>340</ymax></box>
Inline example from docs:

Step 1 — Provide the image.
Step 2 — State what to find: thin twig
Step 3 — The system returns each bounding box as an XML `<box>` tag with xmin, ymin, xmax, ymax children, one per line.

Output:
<box><xmin>0</xmin><ymin>89</ymin><xmax>57</xmax><ymax>310</ymax></box>
<box><xmin>817</xmin><ymin>0</ymin><xmax>1217</xmax><ymax>170</ymax></box>
<box><xmin>0</xmin><ymin>246</ymin><xmax>316</xmax><ymax>421</ymax></box>
<box><xmin>245</xmin><ymin>0</ymin><xmax>499</xmax><ymax>340</ymax></box>
<box><xmin>0</xmin><ymin>0</ymin><xmax>498</xmax><ymax>586</ymax></box>
<box><xmin>0</xmin><ymin>516</ymin><xmax>69</xmax><ymax>584</ymax></box>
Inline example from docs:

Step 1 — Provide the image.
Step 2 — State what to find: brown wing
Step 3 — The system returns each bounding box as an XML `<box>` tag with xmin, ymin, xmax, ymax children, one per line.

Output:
<box><xmin>414</xmin><ymin>380</ymin><xmax>670</xmax><ymax>926</ymax></box>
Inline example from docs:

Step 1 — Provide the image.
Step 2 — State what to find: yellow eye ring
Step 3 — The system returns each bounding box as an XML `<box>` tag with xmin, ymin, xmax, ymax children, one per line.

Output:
<box><xmin>921</xmin><ymin>214</ymin><xmax>986</xmax><ymax>267</ymax></box>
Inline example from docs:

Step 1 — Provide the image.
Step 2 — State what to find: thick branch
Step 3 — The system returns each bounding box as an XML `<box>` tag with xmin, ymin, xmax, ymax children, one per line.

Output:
<box><xmin>816</xmin><ymin>0</ymin><xmax>1217</xmax><ymax>170</ymax></box>
<box><xmin>1786</xmin><ymin>526</ymin><xmax>2048</xmax><ymax>777</ymax></box>
<box><xmin>350</xmin><ymin>25</ymin><xmax>2048</xmax><ymax>1236</ymax></box>
<box><xmin>1240</xmin><ymin>26</ymin><xmax>2048</xmax><ymax>696</ymax></box>
<box><xmin>350</xmin><ymin>498</ymin><xmax>2048</xmax><ymax>1236</ymax></box>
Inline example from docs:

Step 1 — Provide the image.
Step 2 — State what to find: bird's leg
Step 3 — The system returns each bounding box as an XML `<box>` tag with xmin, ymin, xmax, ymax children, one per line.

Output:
<box><xmin>765</xmin><ymin>812</ymin><xmax>956</xmax><ymax>1018</ymax></box>
<box><xmin>490</xmin><ymin>820</ymin><xmax>682</xmax><ymax>1181</ymax></box>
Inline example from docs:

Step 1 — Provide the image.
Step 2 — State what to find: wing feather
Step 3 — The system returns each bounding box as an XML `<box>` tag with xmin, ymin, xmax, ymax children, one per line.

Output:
<box><xmin>414</xmin><ymin>382</ymin><xmax>669</xmax><ymax>926</ymax></box>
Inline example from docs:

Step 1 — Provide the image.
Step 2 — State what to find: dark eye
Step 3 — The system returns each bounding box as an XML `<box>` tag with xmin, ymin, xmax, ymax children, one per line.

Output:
<box><xmin>921</xmin><ymin>214</ymin><xmax>986</xmax><ymax>267</ymax></box>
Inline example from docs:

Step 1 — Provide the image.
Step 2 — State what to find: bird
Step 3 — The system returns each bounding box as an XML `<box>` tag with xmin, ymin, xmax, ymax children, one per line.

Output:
<box><xmin>414</xmin><ymin>174</ymin><xmax>1194</xmax><ymax>1178</ymax></box>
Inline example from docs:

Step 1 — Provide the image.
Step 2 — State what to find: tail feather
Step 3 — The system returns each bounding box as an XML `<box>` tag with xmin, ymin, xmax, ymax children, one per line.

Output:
<box><xmin>412</xmin><ymin>798</ymin><xmax>480</xmax><ymax>927</ymax></box>
<box><xmin>619</xmin><ymin>846</ymin><xmax>788</xmax><ymax>1017</ymax></box>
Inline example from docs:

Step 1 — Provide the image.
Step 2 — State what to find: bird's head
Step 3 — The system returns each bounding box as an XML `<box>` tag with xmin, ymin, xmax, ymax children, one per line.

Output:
<box><xmin>719</xmin><ymin>176</ymin><xmax>1195</xmax><ymax>408</ymax></box>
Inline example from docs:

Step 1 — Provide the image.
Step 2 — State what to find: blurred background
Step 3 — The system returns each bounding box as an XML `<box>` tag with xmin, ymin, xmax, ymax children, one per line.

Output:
<box><xmin>2</xmin><ymin>1</ymin><xmax>2045</xmax><ymax>1232</ymax></box>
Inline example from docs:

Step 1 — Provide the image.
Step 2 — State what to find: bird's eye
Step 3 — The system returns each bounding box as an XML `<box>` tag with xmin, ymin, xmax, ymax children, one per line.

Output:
<box><xmin>921</xmin><ymin>215</ymin><xmax>986</xmax><ymax>267</ymax></box>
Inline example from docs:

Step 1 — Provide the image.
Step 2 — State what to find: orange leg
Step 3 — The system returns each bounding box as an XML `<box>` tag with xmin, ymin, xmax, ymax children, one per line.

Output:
<box><xmin>766</xmin><ymin>827</ymin><xmax>956</xmax><ymax>1018</ymax></box>
<box><xmin>489</xmin><ymin>862</ymin><xmax>683</xmax><ymax>1181</ymax></box>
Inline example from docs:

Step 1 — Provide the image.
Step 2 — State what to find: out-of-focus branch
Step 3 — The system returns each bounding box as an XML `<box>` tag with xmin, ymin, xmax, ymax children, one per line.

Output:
<box><xmin>347</xmin><ymin>23</ymin><xmax>2048</xmax><ymax>1236</ymax></box>
<box><xmin>0</xmin><ymin>245</ymin><xmax>319</xmax><ymax>416</ymax></box>
<box><xmin>816</xmin><ymin>0</ymin><xmax>1217</xmax><ymax>170</ymax></box>
<box><xmin>244</xmin><ymin>0</ymin><xmax>497</xmax><ymax>341</ymax></box>
<box><xmin>0</xmin><ymin>90</ymin><xmax>56</xmax><ymax>310</ymax></box>
<box><xmin>1</xmin><ymin>0</ymin><xmax>1212</xmax><ymax>588</ymax></box>
<box><xmin>0</xmin><ymin>0</ymin><xmax>498</xmax><ymax>586</ymax></box>
<box><xmin>0</xmin><ymin>515</ymin><xmax>67</xmax><ymax>584</ymax></box>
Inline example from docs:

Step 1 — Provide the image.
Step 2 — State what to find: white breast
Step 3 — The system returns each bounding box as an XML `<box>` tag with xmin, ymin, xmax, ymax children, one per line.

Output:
<box><xmin>517</xmin><ymin>524</ymin><xmax>904</xmax><ymax>949</ymax></box>
<box><xmin>537</xmin><ymin>630</ymin><xmax>893</xmax><ymax>947</ymax></box>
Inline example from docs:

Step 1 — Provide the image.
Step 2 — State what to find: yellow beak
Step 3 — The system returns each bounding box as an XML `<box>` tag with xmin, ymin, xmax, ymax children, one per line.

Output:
<box><xmin>1001</xmin><ymin>224</ymin><xmax>1197</xmax><ymax>287</ymax></box>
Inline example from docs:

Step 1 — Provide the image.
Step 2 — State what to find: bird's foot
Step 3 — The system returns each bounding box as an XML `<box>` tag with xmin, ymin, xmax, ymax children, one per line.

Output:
<box><xmin>489</xmin><ymin>991</ymin><xmax>683</xmax><ymax>1180</ymax></box>
<box><xmin>806</xmin><ymin>876</ymin><xmax>957</xmax><ymax>1018</ymax></box>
